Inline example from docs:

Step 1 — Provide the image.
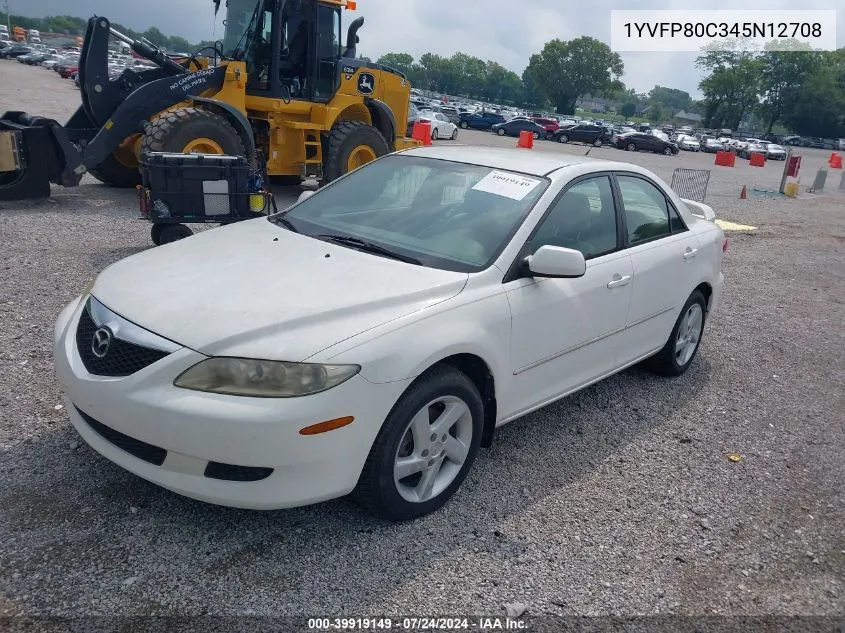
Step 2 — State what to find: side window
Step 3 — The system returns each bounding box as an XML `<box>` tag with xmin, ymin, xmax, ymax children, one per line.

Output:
<box><xmin>526</xmin><ymin>176</ymin><xmax>618</xmax><ymax>259</ymax></box>
<box><xmin>617</xmin><ymin>175</ymin><xmax>682</xmax><ymax>245</ymax></box>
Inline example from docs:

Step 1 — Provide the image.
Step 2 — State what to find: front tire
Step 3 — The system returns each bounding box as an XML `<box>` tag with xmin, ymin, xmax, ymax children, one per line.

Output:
<box><xmin>141</xmin><ymin>107</ymin><xmax>246</xmax><ymax>157</ymax></box>
<box><xmin>643</xmin><ymin>290</ymin><xmax>706</xmax><ymax>377</ymax></box>
<box><xmin>323</xmin><ymin>120</ymin><xmax>389</xmax><ymax>183</ymax></box>
<box><xmin>626</xmin><ymin>142</ymin><xmax>637</xmax><ymax>152</ymax></box>
<box><xmin>664</xmin><ymin>147</ymin><xmax>673</xmax><ymax>155</ymax></box>
<box><xmin>459</xmin><ymin>121</ymin><xmax>468</xmax><ymax>129</ymax></box>
<box><xmin>558</xmin><ymin>135</ymin><xmax>568</xmax><ymax>143</ymax></box>
<box><xmin>354</xmin><ymin>366</ymin><xmax>484</xmax><ymax>521</ymax></box>
<box><xmin>451</xmin><ymin>128</ymin><xmax>458</xmax><ymax>140</ymax></box>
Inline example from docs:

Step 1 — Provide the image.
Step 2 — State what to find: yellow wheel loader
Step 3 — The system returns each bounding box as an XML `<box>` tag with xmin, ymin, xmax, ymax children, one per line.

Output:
<box><xmin>0</xmin><ymin>0</ymin><xmax>420</xmax><ymax>200</ymax></box>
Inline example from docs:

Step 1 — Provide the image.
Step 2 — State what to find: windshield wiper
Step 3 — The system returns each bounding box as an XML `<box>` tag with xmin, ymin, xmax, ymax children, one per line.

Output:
<box><xmin>269</xmin><ymin>214</ymin><xmax>298</xmax><ymax>232</ymax></box>
<box><xmin>317</xmin><ymin>234</ymin><xmax>421</xmax><ymax>265</ymax></box>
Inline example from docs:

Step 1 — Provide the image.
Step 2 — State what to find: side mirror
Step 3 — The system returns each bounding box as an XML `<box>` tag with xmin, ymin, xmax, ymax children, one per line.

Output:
<box><xmin>525</xmin><ymin>245</ymin><xmax>586</xmax><ymax>278</ymax></box>
<box><xmin>297</xmin><ymin>190</ymin><xmax>316</xmax><ymax>203</ymax></box>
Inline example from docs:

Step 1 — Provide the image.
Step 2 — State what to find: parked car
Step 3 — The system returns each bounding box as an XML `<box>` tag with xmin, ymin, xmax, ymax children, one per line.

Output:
<box><xmin>0</xmin><ymin>44</ymin><xmax>32</xmax><ymax>59</ymax></box>
<box><xmin>436</xmin><ymin>106</ymin><xmax>462</xmax><ymax>125</ymax></box>
<box><xmin>491</xmin><ymin>118</ymin><xmax>547</xmax><ymax>139</ymax></box>
<box><xmin>59</xmin><ymin>64</ymin><xmax>79</xmax><ymax>78</ymax></box>
<box><xmin>764</xmin><ymin>143</ymin><xmax>787</xmax><ymax>160</ymax></box>
<box><xmin>53</xmin><ymin>145</ymin><xmax>726</xmax><ymax>521</ymax></box>
<box><xmin>406</xmin><ymin>103</ymin><xmax>421</xmax><ymax>137</ymax></box>
<box><xmin>531</xmin><ymin>117</ymin><xmax>560</xmax><ymax>139</ymax></box>
<box><xmin>551</xmin><ymin>124</ymin><xmax>608</xmax><ymax>147</ymax></box>
<box><xmin>702</xmin><ymin>138</ymin><xmax>727</xmax><ymax>153</ymax></box>
<box><xmin>418</xmin><ymin>111</ymin><xmax>458</xmax><ymax>140</ymax></box>
<box><xmin>676</xmin><ymin>135</ymin><xmax>701</xmax><ymax>152</ymax></box>
<box><xmin>458</xmin><ymin>111</ymin><xmax>506</xmax><ymax>130</ymax></box>
<box><xmin>739</xmin><ymin>141</ymin><xmax>767</xmax><ymax>159</ymax></box>
<box><xmin>612</xmin><ymin>132</ymin><xmax>679</xmax><ymax>155</ymax></box>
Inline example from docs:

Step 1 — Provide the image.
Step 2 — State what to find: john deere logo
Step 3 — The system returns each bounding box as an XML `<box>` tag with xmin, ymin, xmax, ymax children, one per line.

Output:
<box><xmin>357</xmin><ymin>72</ymin><xmax>375</xmax><ymax>94</ymax></box>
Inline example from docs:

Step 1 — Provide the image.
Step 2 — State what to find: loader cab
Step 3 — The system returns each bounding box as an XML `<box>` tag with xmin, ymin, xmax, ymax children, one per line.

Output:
<box><xmin>222</xmin><ymin>0</ymin><xmax>342</xmax><ymax>102</ymax></box>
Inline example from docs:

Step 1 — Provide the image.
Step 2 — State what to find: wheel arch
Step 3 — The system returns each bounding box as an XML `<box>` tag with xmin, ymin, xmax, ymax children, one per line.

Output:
<box><xmin>187</xmin><ymin>96</ymin><xmax>256</xmax><ymax>159</ymax></box>
<box><xmin>335</xmin><ymin>103</ymin><xmax>372</xmax><ymax>127</ymax></box>
<box><xmin>364</xmin><ymin>98</ymin><xmax>397</xmax><ymax>146</ymax></box>
<box><xmin>693</xmin><ymin>281</ymin><xmax>713</xmax><ymax>311</ymax></box>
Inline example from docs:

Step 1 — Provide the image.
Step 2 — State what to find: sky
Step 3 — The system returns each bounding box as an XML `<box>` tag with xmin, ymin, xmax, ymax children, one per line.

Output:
<box><xmin>8</xmin><ymin>0</ymin><xmax>844</xmax><ymax>99</ymax></box>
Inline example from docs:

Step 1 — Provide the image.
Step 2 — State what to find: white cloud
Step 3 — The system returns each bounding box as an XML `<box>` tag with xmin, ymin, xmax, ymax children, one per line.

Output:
<box><xmin>11</xmin><ymin>0</ymin><xmax>845</xmax><ymax>98</ymax></box>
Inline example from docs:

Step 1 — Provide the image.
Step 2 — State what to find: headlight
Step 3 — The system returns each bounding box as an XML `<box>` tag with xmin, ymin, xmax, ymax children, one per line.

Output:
<box><xmin>173</xmin><ymin>357</ymin><xmax>361</xmax><ymax>398</ymax></box>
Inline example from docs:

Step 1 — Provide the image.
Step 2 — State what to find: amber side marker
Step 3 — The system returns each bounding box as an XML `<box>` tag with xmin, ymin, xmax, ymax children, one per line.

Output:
<box><xmin>299</xmin><ymin>416</ymin><xmax>355</xmax><ymax>436</ymax></box>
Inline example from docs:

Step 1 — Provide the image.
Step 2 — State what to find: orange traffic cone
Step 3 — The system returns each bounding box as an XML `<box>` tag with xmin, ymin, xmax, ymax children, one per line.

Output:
<box><xmin>739</xmin><ymin>185</ymin><xmax>747</xmax><ymax>199</ymax></box>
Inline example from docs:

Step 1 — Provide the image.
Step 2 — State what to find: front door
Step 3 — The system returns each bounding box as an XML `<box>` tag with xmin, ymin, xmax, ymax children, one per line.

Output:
<box><xmin>503</xmin><ymin>174</ymin><xmax>633</xmax><ymax>418</ymax></box>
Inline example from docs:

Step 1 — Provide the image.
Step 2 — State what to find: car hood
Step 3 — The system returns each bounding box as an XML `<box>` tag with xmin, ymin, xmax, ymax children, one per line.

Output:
<box><xmin>90</xmin><ymin>219</ymin><xmax>468</xmax><ymax>361</ymax></box>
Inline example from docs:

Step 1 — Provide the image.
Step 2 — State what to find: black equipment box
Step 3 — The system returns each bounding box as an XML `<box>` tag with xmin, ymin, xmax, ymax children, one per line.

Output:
<box><xmin>139</xmin><ymin>152</ymin><xmax>264</xmax><ymax>222</ymax></box>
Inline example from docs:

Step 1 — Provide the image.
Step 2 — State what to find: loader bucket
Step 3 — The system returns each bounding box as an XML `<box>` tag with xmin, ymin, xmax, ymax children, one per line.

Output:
<box><xmin>0</xmin><ymin>117</ymin><xmax>56</xmax><ymax>201</ymax></box>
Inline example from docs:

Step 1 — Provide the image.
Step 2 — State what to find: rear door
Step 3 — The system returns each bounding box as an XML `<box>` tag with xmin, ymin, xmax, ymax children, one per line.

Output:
<box><xmin>612</xmin><ymin>172</ymin><xmax>702</xmax><ymax>363</ymax></box>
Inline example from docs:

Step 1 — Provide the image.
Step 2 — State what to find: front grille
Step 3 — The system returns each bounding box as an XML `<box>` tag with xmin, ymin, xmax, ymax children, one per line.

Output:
<box><xmin>75</xmin><ymin>406</ymin><xmax>167</xmax><ymax>466</ymax></box>
<box><xmin>204</xmin><ymin>462</ymin><xmax>274</xmax><ymax>482</ymax></box>
<box><xmin>75</xmin><ymin>307</ymin><xmax>169</xmax><ymax>377</ymax></box>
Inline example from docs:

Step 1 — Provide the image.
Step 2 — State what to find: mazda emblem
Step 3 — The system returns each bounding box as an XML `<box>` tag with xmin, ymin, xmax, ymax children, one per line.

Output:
<box><xmin>91</xmin><ymin>327</ymin><xmax>112</xmax><ymax>359</ymax></box>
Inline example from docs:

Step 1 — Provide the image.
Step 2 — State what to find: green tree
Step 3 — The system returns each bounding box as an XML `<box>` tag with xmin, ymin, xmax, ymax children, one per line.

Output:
<box><xmin>783</xmin><ymin>48</ymin><xmax>845</xmax><ymax>137</ymax></box>
<box><xmin>647</xmin><ymin>86</ymin><xmax>692</xmax><ymax>114</ymax></box>
<box><xmin>523</xmin><ymin>36</ymin><xmax>623</xmax><ymax>114</ymax></box>
<box><xmin>696</xmin><ymin>42</ymin><xmax>761</xmax><ymax>130</ymax></box>
<box><xmin>142</xmin><ymin>26</ymin><xmax>168</xmax><ymax>47</ymax></box>
<box><xmin>756</xmin><ymin>46</ymin><xmax>820</xmax><ymax>132</ymax></box>
<box><xmin>647</xmin><ymin>103</ymin><xmax>665</xmax><ymax>123</ymax></box>
<box><xmin>620</xmin><ymin>102</ymin><xmax>636</xmax><ymax>118</ymax></box>
<box><xmin>377</xmin><ymin>52</ymin><xmax>415</xmax><ymax>77</ymax></box>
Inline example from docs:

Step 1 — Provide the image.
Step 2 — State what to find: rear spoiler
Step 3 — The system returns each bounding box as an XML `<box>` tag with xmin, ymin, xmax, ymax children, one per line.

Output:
<box><xmin>681</xmin><ymin>198</ymin><xmax>716</xmax><ymax>222</ymax></box>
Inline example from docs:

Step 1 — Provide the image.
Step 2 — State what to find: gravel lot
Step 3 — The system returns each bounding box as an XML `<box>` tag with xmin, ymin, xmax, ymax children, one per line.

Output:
<box><xmin>1</xmin><ymin>60</ymin><xmax>844</xmax><ymax>622</ymax></box>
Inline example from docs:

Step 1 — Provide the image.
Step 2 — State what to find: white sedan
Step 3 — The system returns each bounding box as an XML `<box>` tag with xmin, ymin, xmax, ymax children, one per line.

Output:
<box><xmin>54</xmin><ymin>147</ymin><xmax>726</xmax><ymax>521</ymax></box>
<box><xmin>676</xmin><ymin>135</ymin><xmax>701</xmax><ymax>151</ymax></box>
<box><xmin>417</xmin><ymin>110</ymin><xmax>458</xmax><ymax>140</ymax></box>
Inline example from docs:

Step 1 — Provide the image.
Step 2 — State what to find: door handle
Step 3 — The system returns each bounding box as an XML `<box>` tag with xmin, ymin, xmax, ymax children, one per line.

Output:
<box><xmin>683</xmin><ymin>248</ymin><xmax>698</xmax><ymax>260</ymax></box>
<box><xmin>607</xmin><ymin>274</ymin><xmax>631</xmax><ymax>289</ymax></box>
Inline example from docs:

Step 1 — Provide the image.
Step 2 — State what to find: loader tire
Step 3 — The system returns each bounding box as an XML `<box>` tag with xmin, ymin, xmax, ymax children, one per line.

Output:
<box><xmin>89</xmin><ymin>154</ymin><xmax>142</xmax><ymax>188</ymax></box>
<box><xmin>141</xmin><ymin>107</ymin><xmax>246</xmax><ymax>158</ymax></box>
<box><xmin>323</xmin><ymin>121</ymin><xmax>389</xmax><ymax>183</ymax></box>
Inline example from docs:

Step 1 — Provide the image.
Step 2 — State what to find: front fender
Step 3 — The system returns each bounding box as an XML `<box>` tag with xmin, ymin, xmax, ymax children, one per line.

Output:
<box><xmin>318</xmin><ymin>289</ymin><xmax>511</xmax><ymax>388</ymax></box>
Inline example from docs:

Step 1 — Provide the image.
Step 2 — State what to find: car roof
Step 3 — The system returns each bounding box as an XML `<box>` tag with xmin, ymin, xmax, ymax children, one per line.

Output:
<box><xmin>399</xmin><ymin>145</ymin><xmax>653</xmax><ymax>178</ymax></box>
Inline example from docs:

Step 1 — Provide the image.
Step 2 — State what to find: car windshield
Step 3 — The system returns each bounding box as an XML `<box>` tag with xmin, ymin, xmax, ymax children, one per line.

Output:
<box><xmin>274</xmin><ymin>155</ymin><xmax>549</xmax><ymax>272</ymax></box>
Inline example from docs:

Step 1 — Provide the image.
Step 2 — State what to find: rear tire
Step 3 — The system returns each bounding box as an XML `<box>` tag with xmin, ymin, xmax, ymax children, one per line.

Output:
<box><xmin>323</xmin><ymin>120</ymin><xmax>390</xmax><ymax>183</ymax></box>
<box><xmin>460</xmin><ymin>121</ymin><xmax>468</xmax><ymax>129</ymax></box>
<box><xmin>354</xmin><ymin>366</ymin><xmax>484</xmax><ymax>521</ymax></box>
<box><xmin>141</xmin><ymin>107</ymin><xmax>246</xmax><ymax>157</ymax></box>
<box><xmin>593</xmin><ymin>138</ymin><xmax>603</xmax><ymax>147</ymax></box>
<box><xmin>88</xmin><ymin>153</ymin><xmax>141</xmax><ymax>188</ymax></box>
<box><xmin>643</xmin><ymin>290</ymin><xmax>706</xmax><ymax>377</ymax></box>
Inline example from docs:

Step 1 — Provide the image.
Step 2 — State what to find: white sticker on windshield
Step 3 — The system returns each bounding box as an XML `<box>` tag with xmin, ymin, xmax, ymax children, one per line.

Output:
<box><xmin>471</xmin><ymin>170</ymin><xmax>541</xmax><ymax>201</ymax></box>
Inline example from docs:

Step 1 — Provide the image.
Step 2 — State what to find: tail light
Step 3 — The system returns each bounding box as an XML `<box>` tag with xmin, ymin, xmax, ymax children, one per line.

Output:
<box><xmin>722</xmin><ymin>237</ymin><xmax>729</xmax><ymax>252</ymax></box>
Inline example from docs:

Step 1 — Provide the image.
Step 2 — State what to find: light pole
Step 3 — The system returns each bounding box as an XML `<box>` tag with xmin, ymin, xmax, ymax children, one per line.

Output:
<box><xmin>5</xmin><ymin>0</ymin><xmax>10</xmax><ymax>38</ymax></box>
